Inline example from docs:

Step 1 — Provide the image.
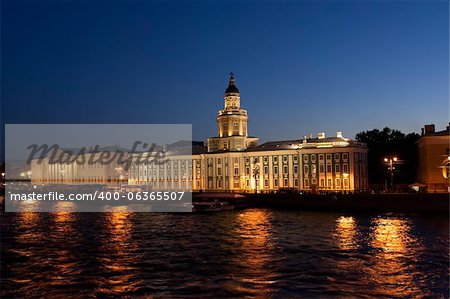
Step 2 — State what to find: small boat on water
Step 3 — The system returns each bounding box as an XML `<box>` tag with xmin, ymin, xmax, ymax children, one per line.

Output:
<box><xmin>192</xmin><ymin>200</ymin><xmax>235</xmax><ymax>212</ymax></box>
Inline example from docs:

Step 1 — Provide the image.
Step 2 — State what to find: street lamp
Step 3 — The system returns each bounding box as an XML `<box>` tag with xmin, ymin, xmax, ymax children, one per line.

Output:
<box><xmin>383</xmin><ymin>156</ymin><xmax>398</xmax><ymax>192</ymax></box>
<box><xmin>253</xmin><ymin>158</ymin><xmax>260</xmax><ymax>193</ymax></box>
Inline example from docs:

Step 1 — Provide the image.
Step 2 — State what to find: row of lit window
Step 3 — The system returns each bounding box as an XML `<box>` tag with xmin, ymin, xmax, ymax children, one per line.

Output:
<box><xmin>305</xmin><ymin>164</ymin><xmax>349</xmax><ymax>175</ymax></box>
<box><xmin>304</xmin><ymin>153</ymin><xmax>349</xmax><ymax>163</ymax></box>
<box><xmin>203</xmin><ymin>175</ymin><xmax>353</xmax><ymax>190</ymax></box>
<box><xmin>304</xmin><ymin>178</ymin><xmax>349</xmax><ymax>188</ymax></box>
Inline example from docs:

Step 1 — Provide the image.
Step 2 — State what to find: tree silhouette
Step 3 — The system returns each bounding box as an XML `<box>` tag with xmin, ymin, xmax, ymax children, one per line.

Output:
<box><xmin>356</xmin><ymin>127</ymin><xmax>420</xmax><ymax>188</ymax></box>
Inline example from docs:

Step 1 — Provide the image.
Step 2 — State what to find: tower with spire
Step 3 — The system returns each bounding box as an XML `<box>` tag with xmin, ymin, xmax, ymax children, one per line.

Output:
<box><xmin>207</xmin><ymin>73</ymin><xmax>259</xmax><ymax>152</ymax></box>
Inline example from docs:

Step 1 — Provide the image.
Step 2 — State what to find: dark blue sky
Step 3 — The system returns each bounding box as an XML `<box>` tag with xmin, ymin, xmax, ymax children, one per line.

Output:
<box><xmin>2</xmin><ymin>0</ymin><xmax>448</xmax><ymax>145</ymax></box>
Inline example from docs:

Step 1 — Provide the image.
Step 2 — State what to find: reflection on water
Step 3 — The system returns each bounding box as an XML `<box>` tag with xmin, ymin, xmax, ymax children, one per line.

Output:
<box><xmin>231</xmin><ymin>209</ymin><xmax>276</xmax><ymax>295</ymax></box>
<box><xmin>17</xmin><ymin>198</ymin><xmax>41</xmax><ymax>212</ymax></box>
<box><xmin>1</xmin><ymin>210</ymin><xmax>448</xmax><ymax>298</ymax></box>
<box><xmin>48</xmin><ymin>204</ymin><xmax>82</xmax><ymax>290</ymax></box>
<box><xmin>368</xmin><ymin>217</ymin><xmax>425</xmax><ymax>297</ymax></box>
<box><xmin>372</xmin><ymin>218</ymin><xmax>410</xmax><ymax>253</ymax></box>
<box><xmin>96</xmin><ymin>207</ymin><xmax>143</xmax><ymax>296</ymax></box>
<box><xmin>335</xmin><ymin>216</ymin><xmax>358</xmax><ymax>250</ymax></box>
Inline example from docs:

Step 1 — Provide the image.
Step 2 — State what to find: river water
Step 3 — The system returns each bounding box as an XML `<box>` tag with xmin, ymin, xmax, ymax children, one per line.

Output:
<box><xmin>1</xmin><ymin>208</ymin><xmax>448</xmax><ymax>298</ymax></box>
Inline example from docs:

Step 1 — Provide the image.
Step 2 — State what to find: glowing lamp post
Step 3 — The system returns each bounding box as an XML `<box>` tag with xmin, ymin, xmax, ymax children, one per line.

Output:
<box><xmin>253</xmin><ymin>158</ymin><xmax>260</xmax><ymax>194</ymax></box>
<box><xmin>384</xmin><ymin>156</ymin><xmax>398</xmax><ymax>192</ymax></box>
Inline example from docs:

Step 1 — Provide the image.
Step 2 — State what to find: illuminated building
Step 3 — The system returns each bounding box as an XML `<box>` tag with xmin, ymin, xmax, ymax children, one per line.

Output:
<box><xmin>30</xmin><ymin>74</ymin><xmax>368</xmax><ymax>192</ymax></box>
<box><xmin>207</xmin><ymin>73</ymin><xmax>259</xmax><ymax>152</ymax></box>
<box><xmin>129</xmin><ymin>74</ymin><xmax>369</xmax><ymax>193</ymax></box>
<box><xmin>416</xmin><ymin>124</ymin><xmax>450</xmax><ymax>193</ymax></box>
<box><xmin>30</xmin><ymin>146</ymin><xmax>128</xmax><ymax>185</ymax></box>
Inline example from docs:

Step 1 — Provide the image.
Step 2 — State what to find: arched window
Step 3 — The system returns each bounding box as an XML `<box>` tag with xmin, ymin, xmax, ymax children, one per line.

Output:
<box><xmin>442</xmin><ymin>159</ymin><xmax>450</xmax><ymax>179</ymax></box>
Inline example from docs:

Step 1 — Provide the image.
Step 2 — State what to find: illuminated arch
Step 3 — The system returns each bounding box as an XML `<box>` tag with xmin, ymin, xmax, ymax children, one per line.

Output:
<box><xmin>442</xmin><ymin>157</ymin><xmax>450</xmax><ymax>179</ymax></box>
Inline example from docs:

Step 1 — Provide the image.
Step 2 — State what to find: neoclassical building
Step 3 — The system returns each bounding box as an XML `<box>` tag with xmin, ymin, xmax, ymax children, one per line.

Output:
<box><xmin>129</xmin><ymin>74</ymin><xmax>369</xmax><ymax>193</ymax></box>
<box><xmin>416</xmin><ymin>123</ymin><xmax>450</xmax><ymax>193</ymax></box>
<box><xmin>31</xmin><ymin>146</ymin><xmax>128</xmax><ymax>185</ymax></box>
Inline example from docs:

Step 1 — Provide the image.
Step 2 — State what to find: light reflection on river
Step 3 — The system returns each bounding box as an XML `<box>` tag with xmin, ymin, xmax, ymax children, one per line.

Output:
<box><xmin>1</xmin><ymin>209</ymin><xmax>448</xmax><ymax>298</ymax></box>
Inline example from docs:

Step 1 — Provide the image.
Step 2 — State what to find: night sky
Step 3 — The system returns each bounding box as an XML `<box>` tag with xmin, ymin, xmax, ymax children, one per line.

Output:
<box><xmin>2</xmin><ymin>1</ymin><xmax>448</xmax><ymax>149</ymax></box>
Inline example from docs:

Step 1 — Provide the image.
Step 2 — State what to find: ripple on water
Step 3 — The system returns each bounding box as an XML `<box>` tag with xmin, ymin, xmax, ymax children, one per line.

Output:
<box><xmin>1</xmin><ymin>209</ymin><xmax>448</xmax><ymax>298</ymax></box>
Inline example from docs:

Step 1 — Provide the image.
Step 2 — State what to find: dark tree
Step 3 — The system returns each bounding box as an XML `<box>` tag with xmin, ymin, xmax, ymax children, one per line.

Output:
<box><xmin>355</xmin><ymin>127</ymin><xmax>420</xmax><ymax>189</ymax></box>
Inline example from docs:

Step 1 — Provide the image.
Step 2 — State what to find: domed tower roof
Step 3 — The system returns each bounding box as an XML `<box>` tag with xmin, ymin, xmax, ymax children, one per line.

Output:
<box><xmin>225</xmin><ymin>72</ymin><xmax>239</xmax><ymax>94</ymax></box>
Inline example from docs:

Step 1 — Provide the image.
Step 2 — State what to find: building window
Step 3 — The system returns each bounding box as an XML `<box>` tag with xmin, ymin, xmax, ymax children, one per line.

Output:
<box><xmin>319</xmin><ymin>164</ymin><xmax>324</xmax><ymax>173</ymax></box>
<box><xmin>274</xmin><ymin>166</ymin><xmax>278</xmax><ymax>174</ymax></box>
<box><xmin>234</xmin><ymin>157</ymin><xmax>239</xmax><ymax>164</ymax></box>
<box><xmin>217</xmin><ymin>158</ymin><xmax>221</xmax><ymax>165</ymax></box>
<box><xmin>443</xmin><ymin>161</ymin><xmax>450</xmax><ymax>179</ymax></box>
<box><xmin>328</xmin><ymin>178</ymin><xmax>332</xmax><ymax>188</ymax></box>
<box><xmin>304</xmin><ymin>165</ymin><xmax>309</xmax><ymax>175</ymax></box>
<box><xmin>246</xmin><ymin>167</ymin><xmax>250</xmax><ymax>175</ymax></box>
<box><xmin>284</xmin><ymin>165</ymin><xmax>288</xmax><ymax>174</ymax></box>
<box><xmin>264</xmin><ymin>166</ymin><xmax>268</xmax><ymax>175</ymax></box>
<box><xmin>273</xmin><ymin>156</ymin><xmax>278</xmax><ymax>163</ymax></box>
<box><xmin>264</xmin><ymin>156</ymin><xmax>268</xmax><ymax>164</ymax></box>
<box><xmin>312</xmin><ymin>164</ymin><xmax>317</xmax><ymax>175</ymax></box>
<box><xmin>319</xmin><ymin>154</ymin><xmax>324</xmax><ymax>161</ymax></box>
<box><xmin>245</xmin><ymin>157</ymin><xmax>250</xmax><ymax>163</ymax></box>
<box><xmin>246</xmin><ymin>179</ymin><xmax>250</xmax><ymax>187</ymax></box>
<box><xmin>304</xmin><ymin>178</ymin><xmax>309</xmax><ymax>188</ymax></box>
<box><xmin>234</xmin><ymin>181</ymin><xmax>240</xmax><ymax>188</ymax></box>
<box><xmin>234</xmin><ymin>168</ymin><xmax>239</xmax><ymax>176</ymax></box>
<box><xmin>264</xmin><ymin>179</ymin><xmax>268</xmax><ymax>187</ymax></box>
<box><xmin>233</xmin><ymin>122</ymin><xmax>239</xmax><ymax>135</ymax></box>
<box><xmin>294</xmin><ymin>179</ymin><xmax>298</xmax><ymax>187</ymax></box>
<box><xmin>336</xmin><ymin>178</ymin><xmax>341</xmax><ymax>188</ymax></box>
<box><xmin>311</xmin><ymin>154</ymin><xmax>316</xmax><ymax>163</ymax></box>
<box><xmin>294</xmin><ymin>165</ymin><xmax>298</xmax><ymax>174</ymax></box>
<box><xmin>335</xmin><ymin>153</ymin><xmax>340</xmax><ymax>161</ymax></box>
<box><xmin>274</xmin><ymin>179</ymin><xmax>278</xmax><ymax>187</ymax></box>
<box><xmin>284</xmin><ymin>178</ymin><xmax>288</xmax><ymax>187</ymax></box>
<box><xmin>320</xmin><ymin>179</ymin><xmax>325</xmax><ymax>187</ymax></box>
<box><xmin>335</xmin><ymin>164</ymin><xmax>341</xmax><ymax>173</ymax></box>
<box><xmin>343</xmin><ymin>164</ymin><xmax>348</xmax><ymax>174</ymax></box>
<box><xmin>293</xmin><ymin>155</ymin><xmax>298</xmax><ymax>162</ymax></box>
<box><xmin>303</xmin><ymin>155</ymin><xmax>308</xmax><ymax>162</ymax></box>
<box><xmin>312</xmin><ymin>178</ymin><xmax>317</xmax><ymax>185</ymax></box>
<box><xmin>326</xmin><ymin>154</ymin><xmax>332</xmax><ymax>161</ymax></box>
<box><xmin>327</xmin><ymin>164</ymin><xmax>332</xmax><ymax>173</ymax></box>
<box><xmin>343</xmin><ymin>153</ymin><xmax>348</xmax><ymax>162</ymax></box>
<box><xmin>218</xmin><ymin>179</ymin><xmax>222</xmax><ymax>188</ymax></box>
<box><xmin>217</xmin><ymin>168</ymin><xmax>222</xmax><ymax>176</ymax></box>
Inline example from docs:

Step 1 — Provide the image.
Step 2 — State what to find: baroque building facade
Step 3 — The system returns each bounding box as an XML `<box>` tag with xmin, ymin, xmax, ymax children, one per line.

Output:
<box><xmin>129</xmin><ymin>74</ymin><xmax>369</xmax><ymax>193</ymax></box>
